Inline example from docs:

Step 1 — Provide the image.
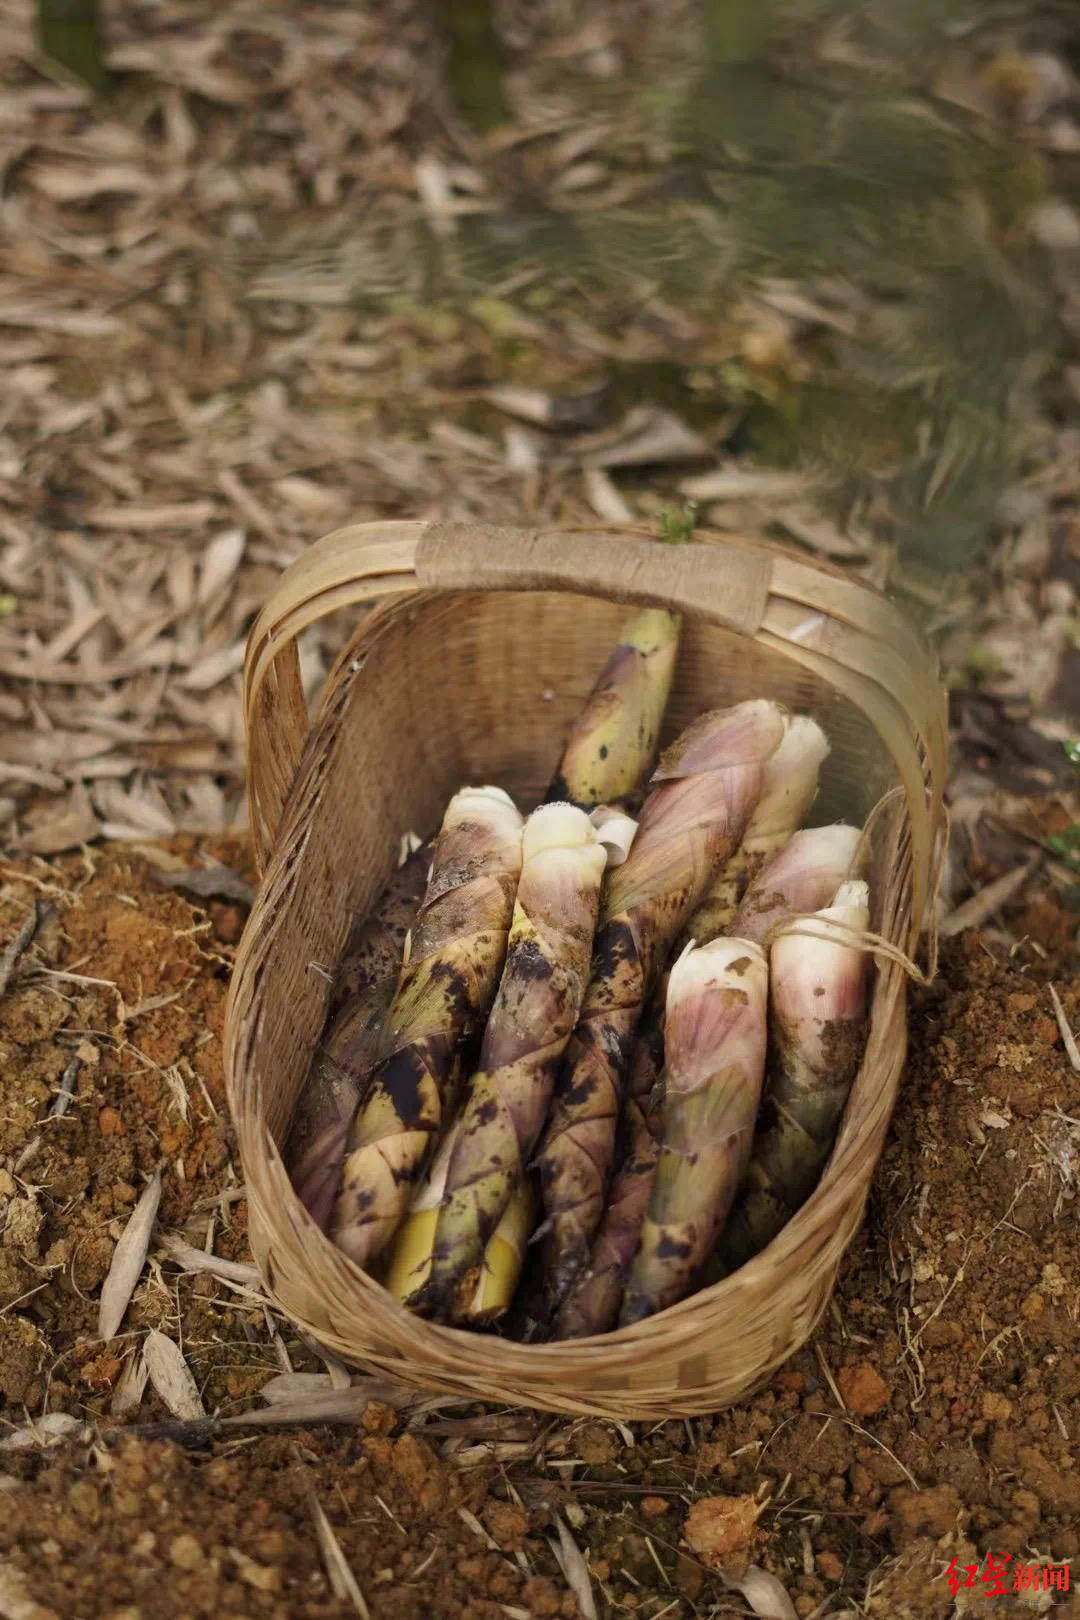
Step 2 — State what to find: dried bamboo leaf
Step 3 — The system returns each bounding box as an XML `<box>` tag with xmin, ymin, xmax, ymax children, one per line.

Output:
<box><xmin>0</xmin><ymin>1413</ymin><xmax>89</xmax><ymax>1452</ymax></box>
<box><xmin>110</xmin><ymin>1349</ymin><xmax>149</xmax><ymax>1418</ymax></box>
<box><xmin>548</xmin><ymin>1515</ymin><xmax>597</xmax><ymax>1620</ymax></box>
<box><xmin>575</xmin><ymin>405</ymin><xmax>709</xmax><ymax>469</ymax></box>
<box><xmin>158</xmin><ymin>1232</ymin><xmax>261</xmax><ymax>1285</ymax></box>
<box><xmin>582</xmin><ymin>465</ymin><xmax>634</xmax><ymax>523</ymax></box>
<box><xmin>939</xmin><ymin>856</ymin><xmax>1041</xmax><ymax>936</ymax></box>
<box><xmin>720</xmin><ymin>1566</ymin><xmax>798</xmax><ymax>1619</ymax></box>
<box><xmin>251</xmin><ymin>1386</ymin><xmax>415</xmax><ymax>1423</ymax></box>
<box><xmin>309</xmin><ymin>1495</ymin><xmax>372</xmax><ymax>1619</ymax></box>
<box><xmin>259</xmin><ymin>1372</ymin><xmax>334</xmax><ymax>1404</ymax></box>
<box><xmin>18</xmin><ymin>784</ymin><xmax>101</xmax><ymax>855</ymax></box>
<box><xmin>150</xmin><ymin>865</ymin><xmax>255</xmax><ymax>905</ymax></box>
<box><xmin>197</xmin><ymin>529</ymin><xmax>246</xmax><ymax>607</ymax></box>
<box><xmin>179</xmin><ymin>643</ymin><xmax>246</xmax><ymax>691</ymax></box>
<box><xmin>97</xmin><ymin>1171</ymin><xmax>162</xmax><ymax>1341</ymax></box>
<box><xmin>142</xmin><ymin>1329</ymin><xmax>206</xmax><ymax>1421</ymax></box>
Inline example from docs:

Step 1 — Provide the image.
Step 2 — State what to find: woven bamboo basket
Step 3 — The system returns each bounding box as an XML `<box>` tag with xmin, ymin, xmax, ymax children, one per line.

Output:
<box><xmin>224</xmin><ymin>520</ymin><xmax>947</xmax><ymax>1419</ymax></box>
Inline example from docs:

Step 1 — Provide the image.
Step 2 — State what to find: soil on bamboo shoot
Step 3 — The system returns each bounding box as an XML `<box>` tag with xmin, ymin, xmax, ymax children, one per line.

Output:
<box><xmin>537</xmin><ymin>701</ymin><xmax>786</xmax><ymax>1314</ymax></box>
<box><xmin>418</xmin><ymin>803</ymin><xmax>609</xmax><ymax>1319</ymax></box>
<box><xmin>331</xmin><ymin>787</ymin><xmax>524</xmax><ymax>1269</ymax></box>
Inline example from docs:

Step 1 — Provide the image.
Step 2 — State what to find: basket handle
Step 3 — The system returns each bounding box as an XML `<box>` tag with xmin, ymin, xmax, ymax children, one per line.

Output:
<box><xmin>243</xmin><ymin>520</ymin><xmax>777</xmax><ymax>870</ymax></box>
<box><xmin>242</xmin><ymin>519</ymin><xmax>946</xmax><ymax>945</ymax></box>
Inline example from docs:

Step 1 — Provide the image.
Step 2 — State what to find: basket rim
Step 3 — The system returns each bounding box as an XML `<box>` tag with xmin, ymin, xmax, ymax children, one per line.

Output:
<box><xmin>240</xmin><ymin>522</ymin><xmax>947</xmax><ymax>944</ymax></box>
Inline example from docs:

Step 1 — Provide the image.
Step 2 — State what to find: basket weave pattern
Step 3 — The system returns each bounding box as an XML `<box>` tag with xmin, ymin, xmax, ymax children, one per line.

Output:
<box><xmin>225</xmin><ymin>521</ymin><xmax>947</xmax><ymax>1418</ymax></box>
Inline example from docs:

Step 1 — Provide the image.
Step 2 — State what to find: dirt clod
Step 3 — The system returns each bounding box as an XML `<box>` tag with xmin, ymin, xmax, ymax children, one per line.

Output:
<box><xmin>837</xmin><ymin>1361</ymin><xmax>890</xmax><ymax>1416</ymax></box>
<box><xmin>168</xmin><ymin>1534</ymin><xmax>203</xmax><ymax>1571</ymax></box>
<box><xmin>682</xmin><ymin>1494</ymin><xmax>764</xmax><ymax>1565</ymax></box>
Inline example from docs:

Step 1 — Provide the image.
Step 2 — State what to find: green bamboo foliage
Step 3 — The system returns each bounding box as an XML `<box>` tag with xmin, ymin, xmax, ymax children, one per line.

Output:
<box><xmin>419</xmin><ymin>802</ymin><xmax>610</xmax><ymax>1319</ymax></box>
<box><xmin>620</xmin><ymin>936</ymin><xmax>769</xmax><ymax>1325</ymax></box>
<box><xmin>331</xmin><ymin>786</ymin><xmax>524</xmax><ymax>1269</ymax></box>
<box><xmin>546</xmin><ymin>607</ymin><xmax>681</xmax><ymax>811</ymax></box>
<box><xmin>536</xmin><ymin>700</ymin><xmax>787</xmax><ymax>1312</ymax></box>
<box><xmin>285</xmin><ymin>843</ymin><xmax>430</xmax><ymax>1231</ymax></box>
<box><xmin>716</xmin><ymin>878</ymin><xmax>871</xmax><ymax>1275</ymax></box>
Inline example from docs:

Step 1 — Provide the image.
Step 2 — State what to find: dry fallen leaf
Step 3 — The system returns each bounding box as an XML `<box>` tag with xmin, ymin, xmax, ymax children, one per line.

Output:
<box><xmin>251</xmin><ymin>1386</ymin><xmax>413</xmax><ymax>1425</ymax></box>
<box><xmin>0</xmin><ymin>1413</ymin><xmax>90</xmax><ymax>1452</ymax></box>
<box><xmin>110</xmin><ymin>1349</ymin><xmax>149</xmax><ymax>1419</ymax></box>
<box><xmin>150</xmin><ymin>863</ymin><xmax>255</xmax><ymax>905</ymax></box>
<box><xmin>158</xmin><ymin>1232</ymin><xmax>260</xmax><ymax>1285</ymax></box>
<box><xmin>197</xmin><ymin>528</ymin><xmax>246</xmax><ymax>607</ymax></box>
<box><xmin>18</xmin><ymin>783</ymin><xmax>101</xmax><ymax>855</ymax></box>
<box><xmin>548</xmin><ymin>1514</ymin><xmax>597</xmax><ymax>1620</ymax></box>
<box><xmin>179</xmin><ymin>642</ymin><xmax>246</xmax><ymax>692</ymax></box>
<box><xmin>679</xmin><ymin>463</ymin><xmax>817</xmax><ymax>502</ymax></box>
<box><xmin>720</xmin><ymin>1565</ymin><xmax>798</xmax><ymax>1619</ymax></box>
<box><xmin>258</xmin><ymin>1372</ymin><xmax>335</xmax><ymax>1404</ymax></box>
<box><xmin>682</xmin><ymin>1494</ymin><xmax>764</xmax><ymax>1567</ymax></box>
<box><xmin>309</xmin><ymin>1494</ymin><xmax>371</xmax><ymax>1618</ymax></box>
<box><xmin>98</xmin><ymin>1170</ymin><xmax>163</xmax><ymax>1341</ymax></box>
<box><xmin>573</xmin><ymin>405</ymin><xmax>709</xmax><ymax>469</ymax></box>
<box><xmin>143</xmin><ymin>1329</ymin><xmax>206</xmax><ymax>1421</ymax></box>
<box><xmin>939</xmin><ymin>855</ymin><xmax>1041</xmax><ymax>937</ymax></box>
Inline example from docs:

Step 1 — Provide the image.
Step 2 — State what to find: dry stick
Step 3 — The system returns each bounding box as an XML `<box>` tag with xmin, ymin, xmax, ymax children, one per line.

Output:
<box><xmin>0</xmin><ymin>902</ymin><xmax>38</xmax><ymax>997</ymax></box>
<box><xmin>714</xmin><ymin>879</ymin><xmax>871</xmax><ymax>1277</ymax></box>
<box><xmin>49</xmin><ymin>1054</ymin><xmax>80</xmax><ymax>1118</ymax></box>
<box><xmin>332</xmin><ymin>787</ymin><xmax>524</xmax><ymax>1268</ymax></box>
<box><xmin>419</xmin><ymin>803</ymin><xmax>609</xmax><ymax>1319</ymax></box>
<box><xmin>1048</xmin><ymin>983</ymin><xmax>1080</xmax><ymax>1072</ymax></box>
<box><xmin>621</xmin><ymin>937</ymin><xmax>770</xmax><ymax>1325</ymax></box>
<box><xmin>309</xmin><ymin>1494</ymin><xmax>372</xmax><ymax>1619</ymax></box>
<box><xmin>535</xmin><ymin>701</ymin><xmax>787</xmax><ymax>1314</ymax></box>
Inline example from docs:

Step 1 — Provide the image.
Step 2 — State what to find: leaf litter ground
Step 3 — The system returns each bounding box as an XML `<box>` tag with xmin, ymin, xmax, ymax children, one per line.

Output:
<box><xmin>2</xmin><ymin>0</ymin><xmax>1080</xmax><ymax>1614</ymax></box>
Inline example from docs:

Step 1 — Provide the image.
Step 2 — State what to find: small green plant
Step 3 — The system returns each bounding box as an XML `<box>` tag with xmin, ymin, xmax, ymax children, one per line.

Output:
<box><xmin>660</xmin><ymin>500</ymin><xmax>699</xmax><ymax>545</ymax></box>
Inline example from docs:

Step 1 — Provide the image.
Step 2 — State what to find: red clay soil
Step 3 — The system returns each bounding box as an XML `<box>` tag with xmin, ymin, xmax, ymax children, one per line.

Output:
<box><xmin>0</xmin><ymin>844</ymin><xmax>1077</xmax><ymax>1618</ymax></box>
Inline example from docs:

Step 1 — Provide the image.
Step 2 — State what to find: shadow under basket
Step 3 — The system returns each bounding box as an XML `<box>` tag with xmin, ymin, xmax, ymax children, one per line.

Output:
<box><xmin>224</xmin><ymin>520</ymin><xmax>947</xmax><ymax>1419</ymax></box>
